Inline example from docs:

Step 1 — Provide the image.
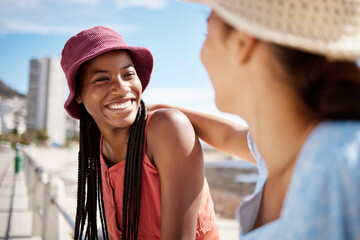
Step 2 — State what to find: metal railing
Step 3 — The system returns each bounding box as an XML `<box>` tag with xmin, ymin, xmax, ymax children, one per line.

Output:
<box><xmin>51</xmin><ymin>197</ymin><xmax>76</xmax><ymax>230</ymax></box>
<box><xmin>23</xmin><ymin>150</ymin><xmax>75</xmax><ymax>240</ymax></box>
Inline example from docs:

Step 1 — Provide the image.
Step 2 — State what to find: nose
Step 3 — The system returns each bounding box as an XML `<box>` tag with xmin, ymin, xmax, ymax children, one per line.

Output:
<box><xmin>110</xmin><ymin>75</ymin><xmax>131</xmax><ymax>95</ymax></box>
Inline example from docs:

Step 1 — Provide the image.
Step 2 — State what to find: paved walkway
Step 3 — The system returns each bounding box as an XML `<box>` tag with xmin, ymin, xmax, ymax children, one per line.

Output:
<box><xmin>0</xmin><ymin>151</ymin><xmax>40</xmax><ymax>240</ymax></box>
<box><xmin>25</xmin><ymin>147</ymin><xmax>240</xmax><ymax>239</ymax></box>
<box><xmin>0</xmin><ymin>148</ymin><xmax>240</xmax><ymax>239</ymax></box>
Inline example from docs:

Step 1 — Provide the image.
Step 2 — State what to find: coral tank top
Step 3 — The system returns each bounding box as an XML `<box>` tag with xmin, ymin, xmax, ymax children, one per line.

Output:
<box><xmin>100</xmin><ymin>112</ymin><xmax>219</xmax><ymax>240</ymax></box>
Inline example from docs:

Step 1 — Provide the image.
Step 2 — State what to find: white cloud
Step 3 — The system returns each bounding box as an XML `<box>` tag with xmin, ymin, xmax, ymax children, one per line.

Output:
<box><xmin>0</xmin><ymin>19</ymin><xmax>79</xmax><ymax>34</ymax></box>
<box><xmin>113</xmin><ymin>0</ymin><xmax>167</xmax><ymax>9</ymax></box>
<box><xmin>59</xmin><ymin>0</ymin><xmax>98</xmax><ymax>4</ymax></box>
<box><xmin>0</xmin><ymin>0</ymin><xmax>98</xmax><ymax>10</ymax></box>
<box><xmin>0</xmin><ymin>0</ymin><xmax>42</xmax><ymax>10</ymax></box>
<box><xmin>0</xmin><ymin>19</ymin><xmax>133</xmax><ymax>35</ymax></box>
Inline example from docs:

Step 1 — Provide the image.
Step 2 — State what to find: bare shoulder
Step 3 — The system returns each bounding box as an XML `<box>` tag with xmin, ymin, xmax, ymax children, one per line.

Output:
<box><xmin>148</xmin><ymin>109</ymin><xmax>193</xmax><ymax>134</ymax></box>
<box><xmin>146</xmin><ymin>109</ymin><xmax>198</xmax><ymax>163</ymax></box>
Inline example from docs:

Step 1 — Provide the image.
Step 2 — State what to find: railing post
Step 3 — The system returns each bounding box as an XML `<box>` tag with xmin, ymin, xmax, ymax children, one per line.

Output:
<box><xmin>23</xmin><ymin>152</ymin><xmax>30</xmax><ymax>185</ymax></box>
<box><xmin>32</xmin><ymin>168</ymin><xmax>48</xmax><ymax>237</ymax></box>
<box><xmin>27</xmin><ymin>157</ymin><xmax>37</xmax><ymax>210</ymax></box>
<box><xmin>43</xmin><ymin>177</ymin><xmax>66</xmax><ymax>240</ymax></box>
<box><xmin>23</xmin><ymin>152</ymin><xmax>31</xmax><ymax>208</ymax></box>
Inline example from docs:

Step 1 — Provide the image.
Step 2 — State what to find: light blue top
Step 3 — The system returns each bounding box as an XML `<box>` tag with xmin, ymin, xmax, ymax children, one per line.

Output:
<box><xmin>238</xmin><ymin>121</ymin><xmax>360</xmax><ymax>240</ymax></box>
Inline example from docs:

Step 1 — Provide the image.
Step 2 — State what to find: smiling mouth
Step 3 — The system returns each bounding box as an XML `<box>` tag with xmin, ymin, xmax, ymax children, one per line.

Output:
<box><xmin>107</xmin><ymin>99</ymin><xmax>134</xmax><ymax>110</ymax></box>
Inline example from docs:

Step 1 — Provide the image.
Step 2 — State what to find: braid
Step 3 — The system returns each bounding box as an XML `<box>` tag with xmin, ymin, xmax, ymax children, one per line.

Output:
<box><xmin>74</xmin><ymin>104</ymin><xmax>109</xmax><ymax>240</ymax></box>
<box><xmin>74</xmin><ymin>105</ymin><xmax>88</xmax><ymax>239</ymax></box>
<box><xmin>75</xmin><ymin>100</ymin><xmax>147</xmax><ymax>240</ymax></box>
<box><xmin>98</xmin><ymin>153</ymin><xmax>109</xmax><ymax>240</ymax></box>
<box><xmin>122</xmin><ymin>100</ymin><xmax>148</xmax><ymax>240</ymax></box>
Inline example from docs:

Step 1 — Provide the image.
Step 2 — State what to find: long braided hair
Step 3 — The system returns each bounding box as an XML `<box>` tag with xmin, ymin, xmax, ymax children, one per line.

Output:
<box><xmin>74</xmin><ymin>100</ymin><xmax>148</xmax><ymax>240</ymax></box>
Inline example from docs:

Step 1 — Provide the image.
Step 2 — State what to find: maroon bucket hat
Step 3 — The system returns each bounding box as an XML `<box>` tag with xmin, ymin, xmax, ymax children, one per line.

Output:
<box><xmin>60</xmin><ymin>26</ymin><xmax>153</xmax><ymax>119</ymax></box>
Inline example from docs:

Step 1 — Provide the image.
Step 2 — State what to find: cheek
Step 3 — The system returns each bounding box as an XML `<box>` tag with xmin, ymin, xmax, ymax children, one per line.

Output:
<box><xmin>200</xmin><ymin>39</ymin><xmax>222</xmax><ymax>87</ymax></box>
<box><xmin>82</xmin><ymin>96</ymin><xmax>98</xmax><ymax>116</ymax></box>
<box><xmin>135</xmin><ymin>78</ymin><xmax>143</xmax><ymax>94</ymax></box>
<box><xmin>200</xmin><ymin>40</ymin><xmax>210</xmax><ymax>70</ymax></box>
<box><xmin>80</xmin><ymin>89</ymin><xmax>102</xmax><ymax>112</ymax></box>
<box><xmin>200</xmin><ymin>40</ymin><xmax>217</xmax><ymax>85</ymax></box>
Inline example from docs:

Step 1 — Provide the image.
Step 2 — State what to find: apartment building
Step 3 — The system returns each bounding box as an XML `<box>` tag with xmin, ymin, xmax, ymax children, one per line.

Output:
<box><xmin>27</xmin><ymin>57</ymin><xmax>67</xmax><ymax>146</ymax></box>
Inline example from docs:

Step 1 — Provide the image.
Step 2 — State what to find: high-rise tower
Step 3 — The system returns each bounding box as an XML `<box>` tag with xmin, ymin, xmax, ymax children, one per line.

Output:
<box><xmin>27</xmin><ymin>57</ymin><xmax>67</xmax><ymax>145</ymax></box>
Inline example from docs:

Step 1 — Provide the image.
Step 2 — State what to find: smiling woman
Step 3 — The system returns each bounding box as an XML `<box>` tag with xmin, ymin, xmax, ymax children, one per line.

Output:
<box><xmin>60</xmin><ymin>26</ymin><xmax>219</xmax><ymax>240</ymax></box>
<box><xmin>76</xmin><ymin>50</ymin><xmax>142</xmax><ymax>131</ymax></box>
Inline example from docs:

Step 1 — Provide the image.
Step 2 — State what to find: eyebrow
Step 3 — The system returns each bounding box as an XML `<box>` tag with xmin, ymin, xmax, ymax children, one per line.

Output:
<box><xmin>206</xmin><ymin>15</ymin><xmax>210</xmax><ymax>23</ymax></box>
<box><xmin>121</xmin><ymin>64</ymin><xmax>134</xmax><ymax>70</ymax></box>
<box><xmin>91</xmin><ymin>70</ymin><xmax>107</xmax><ymax>75</ymax></box>
<box><xmin>206</xmin><ymin>11</ymin><xmax>215</xmax><ymax>23</ymax></box>
<box><xmin>89</xmin><ymin>64</ymin><xmax>134</xmax><ymax>78</ymax></box>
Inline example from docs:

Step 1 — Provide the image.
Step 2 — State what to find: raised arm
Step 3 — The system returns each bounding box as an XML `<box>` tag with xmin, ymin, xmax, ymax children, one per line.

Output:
<box><xmin>146</xmin><ymin>109</ymin><xmax>205</xmax><ymax>239</ymax></box>
<box><xmin>148</xmin><ymin>104</ymin><xmax>256</xmax><ymax>165</ymax></box>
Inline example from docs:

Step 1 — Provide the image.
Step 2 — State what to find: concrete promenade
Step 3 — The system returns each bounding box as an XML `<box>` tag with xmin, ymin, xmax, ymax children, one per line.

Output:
<box><xmin>0</xmin><ymin>147</ymin><xmax>239</xmax><ymax>239</ymax></box>
<box><xmin>0</xmin><ymin>151</ymin><xmax>40</xmax><ymax>240</ymax></box>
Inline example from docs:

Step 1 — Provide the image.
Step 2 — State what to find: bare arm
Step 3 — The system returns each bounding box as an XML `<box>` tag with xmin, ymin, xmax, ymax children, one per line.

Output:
<box><xmin>148</xmin><ymin>104</ymin><xmax>256</xmax><ymax>165</ymax></box>
<box><xmin>147</xmin><ymin>109</ymin><xmax>204</xmax><ymax>240</ymax></box>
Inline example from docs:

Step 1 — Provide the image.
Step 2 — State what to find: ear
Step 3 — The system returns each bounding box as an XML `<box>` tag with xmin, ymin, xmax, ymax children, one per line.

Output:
<box><xmin>75</xmin><ymin>95</ymin><xmax>82</xmax><ymax>104</ymax></box>
<box><xmin>232</xmin><ymin>31</ymin><xmax>258</xmax><ymax>64</ymax></box>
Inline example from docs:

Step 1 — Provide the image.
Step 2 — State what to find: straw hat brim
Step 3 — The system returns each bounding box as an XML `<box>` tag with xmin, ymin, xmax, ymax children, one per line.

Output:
<box><xmin>183</xmin><ymin>0</ymin><xmax>360</xmax><ymax>61</ymax></box>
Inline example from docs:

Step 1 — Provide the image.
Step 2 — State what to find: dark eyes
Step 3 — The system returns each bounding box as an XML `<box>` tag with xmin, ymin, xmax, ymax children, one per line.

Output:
<box><xmin>124</xmin><ymin>71</ymin><xmax>136</xmax><ymax>79</ymax></box>
<box><xmin>92</xmin><ymin>77</ymin><xmax>109</xmax><ymax>85</ymax></box>
<box><xmin>91</xmin><ymin>72</ymin><xmax>136</xmax><ymax>85</ymax></box>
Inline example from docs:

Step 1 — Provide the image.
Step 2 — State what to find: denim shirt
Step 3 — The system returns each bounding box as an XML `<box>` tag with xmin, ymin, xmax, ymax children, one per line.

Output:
<box><xmin>238</xmin><ymin>121</ymin><xmax>360</xmax><ymax>240</ymax></box>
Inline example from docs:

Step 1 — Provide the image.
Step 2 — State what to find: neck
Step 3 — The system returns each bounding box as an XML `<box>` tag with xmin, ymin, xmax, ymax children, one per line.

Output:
<box><xmin>100</xmin><ymin>126</ymin><xmax>131</xmax><ymax>165</ymax></box>
<box><xmin>252</xmin><ymin>116</ymin><xmax>317</xmax><ymax>176</ymax></box>
<box><xmin>247</xmin><ymin>83</ymin><xmax>318</xmax><ymax>176</ymax></box>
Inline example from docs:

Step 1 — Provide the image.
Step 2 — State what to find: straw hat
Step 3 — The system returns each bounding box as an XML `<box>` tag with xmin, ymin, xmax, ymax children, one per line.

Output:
<box><xmin>61</xmin><ymin>26</ymin><xmax>153</xmax><ymax>119</ymax></box>
<box><xmin>183</xmin><ymin>0</ymin><xmax>360</xmax><ymax>61</ymax></box>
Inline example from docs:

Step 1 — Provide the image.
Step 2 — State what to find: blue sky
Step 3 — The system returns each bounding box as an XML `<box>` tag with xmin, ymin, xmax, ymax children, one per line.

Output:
<box><xmin>0</xmin><ymin>0</ymin><xmax>246</xmax><ymax>124</ymax></box>
<box><xmin>0</xmin><ymin>0</ymin><xmax>209</xmax><ymax>92</ymax></box>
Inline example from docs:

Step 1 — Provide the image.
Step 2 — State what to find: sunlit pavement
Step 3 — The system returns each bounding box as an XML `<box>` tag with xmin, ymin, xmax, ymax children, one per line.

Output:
<box><xmin>0</xmin><ymin>151</ymin><xmax>41</xmax><ymax>240</ymax></box>
<box><xmin>2</xmin><ymin>147</ymin><xmax>240</xmax><ymax>239</ymax></box>
<box><xmin>24</xmin><ymin>146</ymin><xmax>240</xmax><ymax>239</ymax></box>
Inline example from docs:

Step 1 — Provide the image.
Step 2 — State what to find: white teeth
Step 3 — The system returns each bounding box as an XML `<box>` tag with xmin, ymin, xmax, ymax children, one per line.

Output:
<box><xmin>108</xmin><ymin>100</ymin><xmax>132</xmax><ymax>110</ymax></box>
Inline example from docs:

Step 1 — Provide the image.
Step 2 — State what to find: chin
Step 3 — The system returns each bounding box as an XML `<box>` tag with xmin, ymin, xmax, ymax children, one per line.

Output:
<box><xmin>111</xmin><ymin>118</ymin><xmax>135</xmax><ymax>129</ymax></box>
<box><xmin>215</xmin><ymin>96</ymin><xmax>227</xmax><ymax>112</ymax></box>
<box><xmin>215</xmin><ymin>96</ymin><xmax>238</xmax><ymax>115</ymax></box>
<box><xmin>122</xmin><ymin>111</ymin><xmax>139</xmax><ymax>127</ymax></box>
